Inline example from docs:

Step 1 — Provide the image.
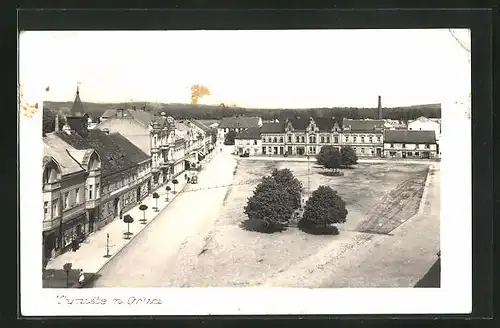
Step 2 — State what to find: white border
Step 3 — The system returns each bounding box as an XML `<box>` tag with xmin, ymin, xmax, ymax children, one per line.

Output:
<box><xmin>19</xmin><ymin>43</ymin><xmax>472</xmax><ymax>318</ymax></box>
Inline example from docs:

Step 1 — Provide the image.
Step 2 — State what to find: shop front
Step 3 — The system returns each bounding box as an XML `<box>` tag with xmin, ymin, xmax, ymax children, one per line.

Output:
<box><xmin>60</xmin><ymin>211</ymin><xmax>87</xmax><ymax>253</ymax></box>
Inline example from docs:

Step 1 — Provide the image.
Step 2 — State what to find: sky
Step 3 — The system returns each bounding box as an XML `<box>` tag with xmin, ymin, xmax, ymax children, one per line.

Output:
<box><xmin>19</xmin><ymin>29</ymin><xmax>471</xmax><ymax>109</ymax></box>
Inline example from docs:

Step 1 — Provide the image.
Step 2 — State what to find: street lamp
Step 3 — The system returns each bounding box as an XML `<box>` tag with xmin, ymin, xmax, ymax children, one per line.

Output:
<box><xmin>103</xmin><ymin>233</ymin><xmax>111</xmax><ymax>258</ymax></box>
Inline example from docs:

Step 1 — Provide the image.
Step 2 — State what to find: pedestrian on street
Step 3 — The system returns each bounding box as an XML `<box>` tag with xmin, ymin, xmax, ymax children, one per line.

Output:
<box><xmin>120</xmin><ymin>209</ymin><xmax>123</xmax><ymax>220</ymax></box>
<box><xmin>78</xmin><ymin>269</ymin><xmax>85</xmax><ymax>288</ymax></box>
<box><xmin>184</xmin><ymin>173</ymin><xmax>188</xmax><ymax>181</ymax></box>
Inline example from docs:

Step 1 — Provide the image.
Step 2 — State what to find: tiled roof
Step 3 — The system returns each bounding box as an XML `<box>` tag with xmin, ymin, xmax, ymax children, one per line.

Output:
<box><xmin>128</xmin><ymin>110</ymin><xmax>158</xmax><ymax>127</ymax></box>
<box><xmin>54</xmin><ymin>130</ymin><xmax>149</xmax><ymax>177</ymax></box>
<box><xmin>190</xmin><ymin>119</ymin><xmax>211</xmax><ymax>132</ymax></box>
<box><xmin>66</xmin><ymin>149</ymin><xmax>95</xmax><ymax>168</ymax></box>
<box><xmin>313</xmin><ymin>118</ymin><xmax>337</xmax><ymax>131</ymax></box>
<box><xmin>43</xmin><ymin>134</ymin><xmax>84</xmax><ymax>175</ymax></box>
<box><xmin>94</xmin><ymin>117</ymin><xmax>151</xmax><ymax>154</ymax></box>
<box><xmin>218</xmin><ymin>116</ymin><xmax>260</xmax><ymax>129</ymax></box>
<box><xmin>70</xmin><ymin>88</ymin><xmax>86</xmax><ymax>116</ymax></box>
<box><xmin>261</xmin><ymin>122</ymin><xmax>285</xmax><ymax>133</ymax></box>
<box><xmin>343</xmin><ymin>119</ymin><xmax>384</xmax><ymax>132</ymax></box>
<box><xmin>235</xmin><ymin>127</ymin><xmax>261</xmax><ymax>140</ymax></box>
<box><xmin>101</xmin><ymin>109</ymin><xmax>118</xmax><ymax>118</ymax></box>
<box><xmin>286</xmin><ymin>117</ymin><xmax>310</xmax><ymax>130</ymax></box>
<box><xmin>384</xmin><ymin>130</ymin><xmax>436</xmax><ymax>144</ymax></box>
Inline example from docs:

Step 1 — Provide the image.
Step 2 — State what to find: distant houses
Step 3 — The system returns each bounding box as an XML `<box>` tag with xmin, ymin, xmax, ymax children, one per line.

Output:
<box><xmin>217</xmin><ymin>116</ymin><xmax>262</xmax><ymax>145</ymax></box>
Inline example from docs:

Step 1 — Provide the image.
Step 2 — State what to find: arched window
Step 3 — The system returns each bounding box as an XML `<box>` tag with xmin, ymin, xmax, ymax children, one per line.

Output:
<box><xmin>43</xmin><ymin>163</ymin><xmax>60</xmax><ymax>184</ymax></box>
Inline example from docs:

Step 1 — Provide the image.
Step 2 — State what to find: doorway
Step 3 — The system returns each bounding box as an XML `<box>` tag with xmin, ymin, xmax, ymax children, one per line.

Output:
<box><xmin>402</xmin><ymin>152</ymin><xmax>407</xmax><ymax>159</ymax></box>
<box><xmin>88</xmin><ymin>210</ymin><xmax>94</xmax><ymax>233</ymax></box>
<box><xmin>279</xmin><ymin>147</ymin><xmax>284</xmax><ymax>155</ymax></box>
<box><xmin>376</xmin><ymin>148</ymin><xmax>382</xmax><ymax>157</ymax></box>
<box><xmin>136</xmin><ymin>187</ymin><xmax>141</xmax><ymax>202</ymax></box>
<box><xmin>297</xmin><ymin>147</ymin><xmax>305</xmax><ymax>156</ymax></box>
<box><xmin>113</xmin><ymin>198</ymin><xmax>120</xmax><ymax>218</ymax></box>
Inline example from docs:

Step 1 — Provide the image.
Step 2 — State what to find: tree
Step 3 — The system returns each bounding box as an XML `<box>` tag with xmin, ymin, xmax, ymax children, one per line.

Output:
<box><xmin>271</xmin><ymin>168</ymin><xmax>303</xmax><ymax>209</ymax></box>
<box><xmin>224</xmin><ymin>130</ymin><xmax>237</xmax><ymax>145</ymax></box>
<box><xmin>165</xmin><ymin>186</ymin><xmax>171</xmax><ymax>201</ymax></box>
<box><xmin>341</xmin><ymin>146</ymin><xmax>358</xmax><ymax>167</ymax></box>
<box><xmin>139</xmin><ymin>204</ymin><xmax>148</xmax><ymax>224</ymax></box>
<box><xmin>243</xmin><ymin>177</ymin><xmax>294</xmax><ymax>232</ymax></box>
<box><xmin>324</xmin><ymin>148</ymin><xmax>342</xmax><ymax>173</ymax></box>
<box><xmin>300</xmin><ymin>185</ymin><xmax>348</xmax><ymax>234</ymax></box>
<box><xmin>63</xmin><ymin>262</ymin><xmax>72</xmax><ymax>288</ymax></box>
<box><xmin>172</xmin><ymin>179</ymin><xmax>179</xmax><ymax>194</ymax></box>
<box><xmin>316</xmin><ymin>145</ymin><xmax>336</xmax><ymax>166</ymax></box>
<box><xmin>210</xmin><ymin>128</ymin><xmax>218</xmax><ymax>145</ymax></box>
<box><xmin>123</xmin><ymin>214</ymin><xmax>134</xmax><ymax>239</ymax></box>
<box><xmin>152</xmin><ymin>192</ymin><xmax>160</xmax><ymax>211</ymax></box>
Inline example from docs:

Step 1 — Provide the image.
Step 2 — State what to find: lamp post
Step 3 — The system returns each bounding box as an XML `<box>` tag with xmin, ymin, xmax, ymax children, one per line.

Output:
<box><xmin>103</xmin><ymin>233</ymin><xmax>111</xmax><ymax>258</ymax></box>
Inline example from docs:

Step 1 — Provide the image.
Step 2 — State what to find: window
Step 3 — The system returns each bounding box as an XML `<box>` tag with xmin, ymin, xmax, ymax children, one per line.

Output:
<box><xmin>377</xmin><ymin>136</ymin><xmax>381</xmax><ymax>143</ymax></box>
<box><xmin>402</xmin><ymin>143</ymin><xmax>406</xmax><ymax>148</ymax></box>
<box><xmin>288</xmin><ymin>135</ymin><xmax>292</xmax><ymax>142</ymax></box>
<box><xmin>296</xmin><ymin>136</ymin><xmax>300</xmax><ymax>142</ymax></box>
<box><xmin>301</xmin><ymin>136</ymin><xmax>305</xmax><ymax>143</ymax></box>
<box><xmin>96</xmin><ymin>183</ymin><xmax>100</xmax><ymax>198</ymax></box>
<box><xmin>353</xmin><ymin>136</ymin><xmax>357</xmax><ymax>143</ymax></box>
<box><xmin>44</xmin><ymin>201</ymin><xmax>48</xmax><ymax>214</ymax></box>
<box><xmin>55</xmin><ymin>236</ymin><xmax>60</xmax><ymax>251</ymax></box>
<box><xmin>312</xmin><ymin>136</ymin><xmax>316</xmax><ymax>143</ymax></box>
<box><xmin>52</xmin><ymin>199</ymin><xmax>58</xmax><ymax>218</ymax></box>
<box><xmin>279</xmin><ymin>137</ymin><xmax>283</xmax><ymax>143</ymax></box>
<box><xmin>415</xmin><ymin>152</ymin><xmax>419</xmax><ymax>156</ymax></box>
<box><xmin>262</xmin><ymin>147</ymin><xmax>266</xmax><ymax>154</ymax></box>
<box><xmin>254</xmin><ymin>140</ymin><xmax>257</xmax><ymax>145</ymax></box>
<box><xmin>333</xmin><ymin>136</ymin><xmax>338</xmax><ymax>144</ymax></box>
<box><xmin>89</xmin><ymin>185</ymin><xmax>93</xmax><ymax>200</ymax></box>
<box><xmin>309</xmin><ymin>136</ymin><xmax>313</xmax><ymax>143</ymax></box>
<box><xmin>408</xmin><ymin>152</ymin><xmax>413</xmax><ymax>156</ymax></box>
<box><xmin>268</xmin><ymin>137</ymin><xmax>272</xmax><ymax>143</ymax></box>
<box><xmin>321</xmin><ymin>136</ymin><xmax>325</xmax><ymax>143</ymax></box>
<box><xmin>262</xmin><ymin>137</ymin><xmax>265</xmax><ymax>142</ymax></box>
<box><xmin>273</xmin><ymin>137</ymin><xmax>277</xmax><ymax>143</ymax></box>
<box><xmin>390</xmin><ymin>143</ymin><xmax>394</xmax><ymax>148</ymax></box>
<box><xmin>75</xmin><ymin>188</ymin><xmax>80</xmax><ymax>203</ymax></box>
<box><xmin>361</xmin><ymin>137</ymin><xmax>365</xmax><ymax>143</ymax></box>
<box><xmin>390</xmin><ymin>151</ymin><xmax>396</xmax><ymax>157</ymax></box>
<box><xmin>64</xmin><ymin>192</ymin><xmax>69</xmax><ymax>209</ymax></box>
<box><xmin>361</xmin><ymin>148</ymin><xmax>365</xmax><ymax>154</ymax></box>
<box><xmin>369</xmin><ymin>137</ymin><xmax>373</xmax><ymax>143</ymax></box>
<box><xmin>425</xmin><ymin>144</ymin><xmax>430</xmax><ymax>149</ymax></box>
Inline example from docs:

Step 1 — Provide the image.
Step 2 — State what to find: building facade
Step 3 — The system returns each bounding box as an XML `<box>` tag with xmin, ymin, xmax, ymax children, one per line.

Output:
<box><xmin>42</xmin><ymin>134</ymin><xmax>102</xmax><ymax>266</ymax></box>
<box><xmin>234</xmin><ymin>127</ymin><xmax>262</xmax><ymax>155</ymax></box>
<box><xmin>383</xmin><ymin>130</ymin><xmax>438</xmax><ymax>159</ymax></box>
<box><xmin>217</xmin><ymin>116</ymin><xmax>262</xmax><ymax>145</ymax></box>
<box><xmin>342</xmin><ymin>119</ymin><xmax>384</xmax><ymax>157</ymax></box>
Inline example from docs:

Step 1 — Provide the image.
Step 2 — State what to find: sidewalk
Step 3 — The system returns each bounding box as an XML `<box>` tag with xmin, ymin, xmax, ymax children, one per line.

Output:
<box><xmin>238</xmin><ymin>155</ymin><xmax>438</xmax><ymax>165</ymax></box>
<box><xmin>43</xmin><ymin>174</ymin><xmax>191</xmax><ymax>288</ymax></box>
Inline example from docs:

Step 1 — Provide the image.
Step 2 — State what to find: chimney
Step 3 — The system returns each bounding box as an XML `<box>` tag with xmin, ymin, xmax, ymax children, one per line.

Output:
<box><xmin>378</xmin><ymin>95</ymin><xmax>382</xmax><ymax>119</ymax></box>
<box><xmin>54</xmin><ymin>115</ymin><xmax>60</xmax><ymax>132</ymax></box>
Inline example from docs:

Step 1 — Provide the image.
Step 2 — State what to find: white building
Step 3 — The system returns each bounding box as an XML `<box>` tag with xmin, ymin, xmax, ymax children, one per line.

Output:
<box><xmin>234</xmin><ymin>127</ymin><xmax>262</xmax><ymax>156</ymax></box>
<box><xmin>408</xmin><ymin>116</ymin><xmax>441</xmax><ymax>142</ymax></box>
<box><xmin>383</xmin><ymin>130</ymin><xmax>438</xmax><ymax>159</ymax></box>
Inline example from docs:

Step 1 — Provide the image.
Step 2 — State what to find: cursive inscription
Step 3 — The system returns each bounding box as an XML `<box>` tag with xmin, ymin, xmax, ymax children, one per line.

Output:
<box><xmin>56</xmin><ymin>295</ymin><xmax>163</xmax><ymax>306</ymax></box>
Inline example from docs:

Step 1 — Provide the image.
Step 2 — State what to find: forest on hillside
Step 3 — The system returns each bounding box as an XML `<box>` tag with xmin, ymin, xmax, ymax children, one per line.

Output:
<box><xmin>43</xmin><ymin>102</ymin><xmax>441</xmax><ymax>133</ymax></box>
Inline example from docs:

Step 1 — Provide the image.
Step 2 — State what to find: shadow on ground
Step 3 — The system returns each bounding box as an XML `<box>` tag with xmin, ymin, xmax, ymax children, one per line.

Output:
<box><xmin>239</xmin><ymin>219</ymin><xmax>287</xmax><ymax>234</ymax></box>
<box><xmin>414</xmin><ymin>258</ymin><xmax>441</xmax><ymax>288</ymax></box>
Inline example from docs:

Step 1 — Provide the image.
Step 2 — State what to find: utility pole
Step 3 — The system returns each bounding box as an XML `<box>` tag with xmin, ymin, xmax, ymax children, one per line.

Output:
<box><xmin>307</xmin><ymin>155</ymin><xmax>311</xmax><ymax>197</ymax></box>
<box><xmin>103</xmin><ymin>233</ymin><xmax>111</xmax><ymax>258</ymax></box>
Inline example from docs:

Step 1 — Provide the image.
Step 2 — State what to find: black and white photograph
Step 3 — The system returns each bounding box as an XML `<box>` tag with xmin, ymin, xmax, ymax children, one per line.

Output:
<box><xmin>19</xmin><ymin>27</ymin><xmax>472</xmax><ymax>316</ymax></box>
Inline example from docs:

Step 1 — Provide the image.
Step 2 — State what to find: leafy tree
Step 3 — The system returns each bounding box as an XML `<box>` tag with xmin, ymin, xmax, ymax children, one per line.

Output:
<box><xmin>210</xmin><ymin>128</ymin><xmax>218</xmax><ymax>144</ymax></box>
<box><xmin>341</xmin><ymin>146</ymin><xmax>358</xmax><ymax>167</ymax></box>
<box><xmin>300</xmin><ymin>185</ymin><xmax>348</xmax><ymax>233</ymax></box>
<box><xmin>165</xmin><ymin>186</ymin><xmax>171</xmax><ymax>201</ymax></box>
<box><xmin>172</xmin><ymin>179</ymin><xmax>179</xmax><ymax>194</ymax></box>
<box><xmin>123</xmin><ymin>214</ymin><xmax>134</xmax><ymax>239</ymax></box>
<box><xmin>324</xmin><ymin>148</ymin><xmax>342</xmax><ymax>173</ymax></box>
<box><xmin>271</xmin><ymin>168</ymin><xmax>303</xmax><ymax>209</ymax></box>
<box><xmin>224</xmin><ymin>130</ymin><xmax>237</xmax><ymax>145</ymax></box>
<box><xmin>139</xmin><ymin>204</ymin><xmax>148</xmax><ymax>224</ymax></box>
<box><xmin>243</xmin><ymin>177</ymin><xmax>294</xmax><ymax>232</ymax></box>
<box><xmin>316</xmin><ymin>145</ymin><xmax>335</xmax><ymax>165</ymax></box>
<box><xmin>152</xmin><ymin>192</ymin><xmax>160</xmax><ymax>211</ymax></box>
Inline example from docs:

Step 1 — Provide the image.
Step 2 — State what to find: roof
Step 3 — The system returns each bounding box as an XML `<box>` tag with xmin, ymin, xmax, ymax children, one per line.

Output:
<box><xmin>384</xmin><ymin>130</ymin><xmax>436</xmax><ymax>144</ymax></box>
<box><xmin>101</xmin><ymin>109</ymin><xmax>118</xmax><ymax>118</ymax></box>
<box><xmin>218</xmin><ymin>116</ymin><xmax>260</xmax><ymax>129</ymax></box>
<box><xmin>70</xmin><ymin>87</ymin><xmax>86</xmax><ymax>116</ymax></box>
<box><xmin>54</xmin><ymin>129</ymin><xmax>149</xmax><ymax>177</ymax></box>
<box><xmin>94</xmin><ymin>118</ymin><xmax>151</xmax><ymax>154</ymax></box>
<box><xmin>313</xmin><ymin>118</ymin><xmax>338</xmax><ymax>131</ymax></box>
<box><xmin>174</xmin><ymin>122</ymin><xmax>191</xmax><ymax>131</ymax></box>
<box><xmin>286</xmin><ymin>117</ymin><xmax>310</xmax><ymax>130</ymax></box>
<box><xmin>235</xmin><ymin>127</ymin><xmax>261</xmax><ymax>140</ymax></box>
<box><xmin>66</xmin><ymin>149</ymin><xmax>96</xmax><ymax>168</ymax></box>
<box><xmin>43</xmin><ymin>134</ymin><xmax>84</xmax><ymax>175</ymax></box>
<box><xmin>190</xmin><ymin>120</ymin><xmax>211</xmax><ymax>132</ymax></box>
<box><xmin>261</xmin><ymin>122</ymin><xmax>285</xmax><ymax>134</ymax></box>
<box><xmin>127</xmin><ymin>110</ymin><xmax>157</xmax><ymax>127</ymax></box>
<box><xmin>343</xmin><ymin>119</ymin><xmax>384</xmax><ymax>132</ymax></box>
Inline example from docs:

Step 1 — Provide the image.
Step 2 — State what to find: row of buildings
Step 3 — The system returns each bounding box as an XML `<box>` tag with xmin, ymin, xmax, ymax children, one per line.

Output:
<box><xmin>42</xmin><ymin>87</ymin><xmax>215</xmax><ymax>265</ymax></box>
<box><xmin>227</xmin><ymin>116</ymin><xmax>440</xmax><ymax>159</ymax></box>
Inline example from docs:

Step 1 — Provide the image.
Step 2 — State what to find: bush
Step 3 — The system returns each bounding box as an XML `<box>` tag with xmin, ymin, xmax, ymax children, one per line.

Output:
<box><xmin>299</xmin><ymin>185</ymin><xmax>348</xmax><ymax>234</ymax></box>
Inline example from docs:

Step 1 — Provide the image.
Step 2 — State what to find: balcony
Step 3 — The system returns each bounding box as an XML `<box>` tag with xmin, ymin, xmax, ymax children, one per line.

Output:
<box><xmin>85</xmin><ymin>198</ymin><xmax>101</xmax><ymax>209</ymax></box>
<box><xmin>43</xmin><ymin>182</ymin><xmax>61</xmax><ymax>192</ymax></box>
<box><xmin>43</xmin><ymin>217</ymin><xmax>61</xmax><ymax>232</ymax></box>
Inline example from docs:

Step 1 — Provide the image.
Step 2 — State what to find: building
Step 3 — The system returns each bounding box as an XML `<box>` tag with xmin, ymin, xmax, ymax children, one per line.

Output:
<box><xmin>55</xmin><ymin>116</ymin><xmax>152</xmax><ymax>229</ymax></box>
<box><xmin>95</xmin><ymin>108</ymin><xmax>175</xmax><ymax>188</ymax></box>
<box><xmin>383</xmin><ymin>130</ymin><xmax>438</xmax><ymax>159</ymax></box>
<box><xmin>217</xmin><ymin>116</ymin><xmax>262</xmax><ymax>145</ymax></box>
<box><xmin>342</xmin><ymin>118</ymin><xmax>385</xmax><ymax>157</ymax></box>
<box><xmin>234</xmin><ymin>127</ymin><xmax>262</xmax><ymax>155</ymax></box>
<box><xmin>407</xmin><ymin>116</ymin><xmax>441</xmax><ymax>155</ymax></box>
<box><xmin>260</xmin><ymin>122</ymin><xmax>286</xmax><ymax>155</ymax></box>
<box><xmin>190</xmin><ymin>119</ymin><xmax>215</xmax><ymax>156</ymax></box>
<box><xmin>42</xmin><ymin>134</ymin><xmax>101</xmax><ymax>265</ymax></box>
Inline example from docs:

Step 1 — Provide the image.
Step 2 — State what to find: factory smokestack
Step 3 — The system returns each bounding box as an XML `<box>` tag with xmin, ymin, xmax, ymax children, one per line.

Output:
<box><xmin>378</xmin><ymin>95</ymin><xmax>382</xmax><ymax>119</ymax></box>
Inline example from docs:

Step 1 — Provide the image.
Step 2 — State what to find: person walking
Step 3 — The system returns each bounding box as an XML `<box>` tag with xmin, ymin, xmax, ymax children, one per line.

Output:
<box><xmin>78</xmin><ymin>269</ymin><xmax>85</xmax><ymax>288</ymax></box>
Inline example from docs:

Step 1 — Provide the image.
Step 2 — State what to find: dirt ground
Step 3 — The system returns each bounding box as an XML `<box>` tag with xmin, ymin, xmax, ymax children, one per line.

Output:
<box><xmin>165</xmin><ymin>159</ymin><xmax>439</xmax><ymax>287</ymax></box>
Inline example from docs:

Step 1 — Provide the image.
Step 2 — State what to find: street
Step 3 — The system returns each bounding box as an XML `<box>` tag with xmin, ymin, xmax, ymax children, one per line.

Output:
<box><xmin>86</xmin><ymin>147</ymin><xmax>237</xmax><ymax>287</ymax></box>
